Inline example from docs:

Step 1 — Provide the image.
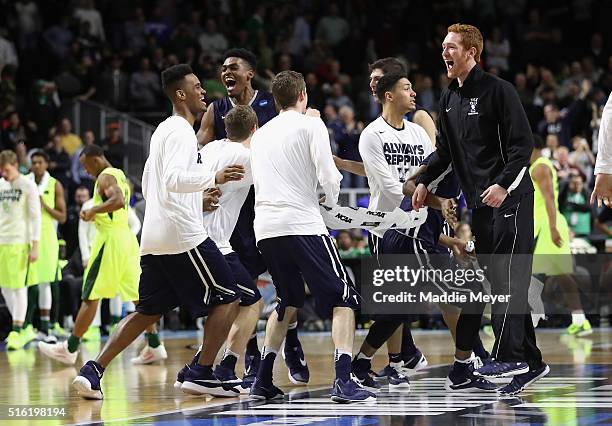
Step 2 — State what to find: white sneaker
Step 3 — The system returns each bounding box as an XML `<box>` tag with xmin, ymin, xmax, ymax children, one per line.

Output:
<box><xmin>130</xmin><ymin>344</ymin><xmax>168</xmax><ymax>364</ymax></box>
<box><xmin>36</xmin><ymin>332</ymin><xmax>58</xmax><ymax>344</ymax></box>
<box><xmin>39</xmin><ymin>341</ymin><xmax>78</xmax><ymax>365</ymax></box>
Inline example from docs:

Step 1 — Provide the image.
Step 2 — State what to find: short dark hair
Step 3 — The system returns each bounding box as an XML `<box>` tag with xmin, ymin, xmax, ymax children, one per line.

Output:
<box><xmin>369</xmin><ymin>57</ymin><xmax>407</xmax><ymax>74</ymax></box>
<box><xmin>271</xmin><ymin>71</ymin><xmax>306</xmax><ymax>110</ymax></box>
<box><xmin>375</xmin><ymin>73</ymin><xmax>407</xmax><ymax>104</ymax></box>
<box><xmin>533</xmin><ymin>134</ymin><xmax>545</xmax><ymax>150</ymax></box>
<box><xmin>30</xmin><ymin>149</ymin><xmax>50</xmax><ymax>162</ymax></box>
<box><xmin>161</xmin><ymin>64</ymin><xmax>194</xmax><ymax>94</ymax></box>
<box><xmin>80</xmin><ymin>144</ymin><xmax>105</xmax><ymax>158</ymax></box>
<box><xmin>225</xmin><ymin>105</ymin><xmax>258</xmax><ymax>141</ymax></box>
<box><xmin>223</xmin><ymin>48</ymin><xmax>257</xmax><ymax>70</ymax></box>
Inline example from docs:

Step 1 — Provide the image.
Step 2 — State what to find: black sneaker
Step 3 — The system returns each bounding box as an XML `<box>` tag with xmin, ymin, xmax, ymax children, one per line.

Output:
<box><xmin>352</xmin><ymin>358</ymin><xmax>381</xmax><ymax>392</ymax></box>
<box><xmin>445</xmin><ymin>361</ymin><xmax>498</xmax><ymax>392</ymax></box>
<box><xmin>72</xmin><ymin>360</ymin><xmax>104</xmax><ymax>400</ymax></box>
<box><xmin>474</xmin><ymin>360</ymin><xmax>530</xmax><ymax>378</ymax></box>
<box><xmin>282</xmin><ymin>343</ymin><xmax>310</xmax><ymax>384</ymax></box>
<box><xmin>213</xmin><ymin>364</ymin><xmax>242</xmax><ymax>388</ymax></box>
<box><xmin>242</xmin><ymin>353</ymin><xmax>260</xmax><ymax>390</ymax></box>
<box><xmin>174</xmin><ymin>348</ymin><xmax>202</xmax><ymax>388</ymax></box>
<box><xmin>249</xmin><ymin>378</ymin><xmax>284</xmax><ymax>400</ymax></box>
<box><xmin>181</xmin><ymin>364</ymin><xmax>240</xmax><ymax>397</ymax></box>
<box><xmin>497</xmin><ymin>364</ymin><xmax>550</xmax><ymax>397</ymax></box>
<box><xmin>331</xmin><ymin>375</ymin><xmax>377</xmax><ymax>403</ymax></box>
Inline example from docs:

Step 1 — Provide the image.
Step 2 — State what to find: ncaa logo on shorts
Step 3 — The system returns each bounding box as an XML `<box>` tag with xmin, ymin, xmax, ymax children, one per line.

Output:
<box><xmin>259</xmin><ymin>99</ymin><xmax>268</xmax><ymax>107</ymax></box>
<box><xmin>468</xmin><ymin>97</ymin><xmax>479</xmax><ymax>116</ymax></box>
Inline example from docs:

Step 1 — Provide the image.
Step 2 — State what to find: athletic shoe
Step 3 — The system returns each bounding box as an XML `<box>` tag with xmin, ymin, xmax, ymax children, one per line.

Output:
<box><xmin>497</xmin><ymin>364</ymin><xmax>550</xmax><ymax>396</ymax></box>
<box><xmin>352</xmin><ymin>358</ymin><xmax>381</xmax><ymax>392</ymax></box>
<box><xmin>6</xmin><ymin>331</ymin><xmax>25</xmax><ymax>350</ymax></box>
<box><xmin>39</xmin><ymin>341</ymin><xmax>78</xmax><ymax>365</ymax></box>
<box><xmin>130</xmin><ymin>344</ymin><xmax>168</xmax><ymax>364</ymax></box>
<box><xmin>36</xmin><ymin>331</ymin><xmax>58</xmax><ymax>344</ymax></box>
<box><xmin>181</xmin><ymin>364</ymin><xmax>240</xmax><ymax>397</ymax></box>
<box><xmin>82</xmin><ymin>326</ymin><xmax>101</xmax><ymax>342</ymax></box>
<box><xmin>401</xmin><ymin>349</ymin><xmax>428</xmax><ymax>373</ymax></box>
<box><xmin>381</xmin><ymin>364</ymin><xmax>411</xmax><ymax>390</ymax></box>
<box><xmin>213</xmin><ymin>364</ymin><xmax>243</xmax><ymax>388</ymax></box>
<box><xmin>445</xmin><ymin>362</ymin><xmax>498</xmax><ymax>392</ymax></box>
<box><xmin>20</xmin><ymin>325</ymin><xmax>37</xmax><ymax>346</ymax></box>
<box><xmin>249</xmin><ymin>378</ymin><xmax>284</xmax><ymax>400</ymax></box>
<box><xmin>51</xmin><ymin>323</ymin><xmax>69</xmax><ymax>338</ymax></box>
<box><xmin>242</xmin><ymin>353</ymin><xmax>260</xmax><ymax>390</ymax></box>
<box><xmin>566</xmin><ymin>320</ymin><xmax>593</xmax><ymax>337</ymax></box>
<box><xmin>174</xmin><ymin>349</ymin><xmax>202</xmax><ymax>388</ymax></box>
<box><xmin>331</xmin><ymin>375</ymin><xmax>377</xmax><ymax>403</ymax></box>
<box><xmin>72</xmin><ymin>360</ymin><xmax>104</xmax><ymax>400</ymax></box>
<box><xmin>474</xmin><ymin>360</ymin><xmax>529</xmax><ymax>378</ymax></box>
<box><xmin>282</xmin><ymin>343</ymin><xmax>310</xmax><ymax>384</ymax></box>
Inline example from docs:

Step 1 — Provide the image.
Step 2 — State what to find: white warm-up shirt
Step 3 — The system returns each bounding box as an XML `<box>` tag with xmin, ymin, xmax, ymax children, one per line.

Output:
<box><xmin>251</xmin><ymin>110</ymin><xmax>341</xmax><ymax>242</ymax></box>
<box><xmin>359</xmin><ymin>116</ymin><xmax>433</xmax><ymax>212</ymax></box>
<box><xmin>0</xmin><ymin>175</ymin><xmax>41</xmax><ymax>244</ymax></box>
<box><xmin>140</xmin><ymin>115</ymin><xmax>216</xmax><ymax>255</ymax></box>
<box><xmin>199</xmin><ymin>139</ymin><xmax>252</xmax><ymax>255</ymax></box>
<box><xmin>595</xmin><ymin>93</ymin><xmax>612</xmax><ymax>175</ymax></box>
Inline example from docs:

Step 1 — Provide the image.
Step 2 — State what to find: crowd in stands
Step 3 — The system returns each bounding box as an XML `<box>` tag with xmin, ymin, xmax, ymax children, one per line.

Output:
<box><xmin>1</xmin><ymin>0</ymin><xmax>612</xmax><ymax>332</ymax></box>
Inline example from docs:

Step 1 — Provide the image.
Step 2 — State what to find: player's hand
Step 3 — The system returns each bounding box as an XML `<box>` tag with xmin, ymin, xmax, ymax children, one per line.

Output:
<box><xmin>215</xmin><ymin>165</ymin><xmax>245</xmax><ymax>184</ymax></box>
<box><xmin>319</xmin><ymin>195</ymin><xmax>326</xmax><ymax>204</ymax></box>
<box><xmin>591</xmin><ymin>173</ymin><xmax>612</xmax><ymax>207</ymax></box>
<box><xmin>28</xmin><ymin>245</ymin><xmax>38</xmax><ymax>263</ymax></box>
<box><xmin>80</xmin><ymin>209</ymin><xmax>96</xmax><ymax>222</ymax></box>
<box><xmin>203</xmin><ymin>188</ymin><xmax>222</xmax><ymax>212</ymax></box>
<box><xmin>441</xmin><ymin>198</ymin><xmax>458</xmax><ymax>228</ymax></box>
<box><xmin>480</xmin><ymin>184</ymin><xmax>508</xmax><ymax>208</ymax></box>
<box><xmin>412</xmin><ymin>183</ymin><xmax>428</xmax><ymax>211</ymax></box>
<box><xmin>550</xmin><ymin>226</ymin><xmax>563</xmax><ymax>248</ymax></box>
<box><xmin>305</xmin><ymin>108</ymin><xmax>321</xmax><ymax>118</ymax></box>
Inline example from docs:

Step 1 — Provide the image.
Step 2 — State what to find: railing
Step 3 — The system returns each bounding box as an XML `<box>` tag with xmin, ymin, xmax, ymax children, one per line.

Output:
<box><xmin>68</xmin><ymin>101</ymin><xmax>156</xmax><ymax>187</ymax></box>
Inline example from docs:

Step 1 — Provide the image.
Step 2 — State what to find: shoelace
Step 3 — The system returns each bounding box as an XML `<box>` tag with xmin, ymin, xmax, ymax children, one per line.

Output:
<box><xmin>471</xmin><ymin>356</ymin><xmax>484</xmax><ymax>370</ymax></box>
<box><xmin>391</xmin><ymin>364</ymin><xmax>408</xmax><ymax>380</ymax></box>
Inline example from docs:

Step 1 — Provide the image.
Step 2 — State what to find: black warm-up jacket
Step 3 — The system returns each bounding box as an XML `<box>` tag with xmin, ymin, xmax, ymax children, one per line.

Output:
<box><xmin>416</xmin><ymin>64</ymin><xmax>534</xmax><ymax>209</ymax></box>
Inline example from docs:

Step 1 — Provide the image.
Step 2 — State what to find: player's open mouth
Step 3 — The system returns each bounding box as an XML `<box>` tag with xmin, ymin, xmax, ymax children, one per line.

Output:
<box><xmin>224</xmin><ymin>77</ymin><xmax>236</xmax><ymax>91</ymax></box>
<box><xmin>445</xmin><ymin>60</ymin><xmax>454</xmax><ymax>71</ymax></box>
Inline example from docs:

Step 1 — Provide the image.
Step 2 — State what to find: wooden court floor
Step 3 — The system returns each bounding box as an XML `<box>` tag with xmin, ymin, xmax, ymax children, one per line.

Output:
<box><xmin>1</xmin><ymin>328</ymin><xmax>611</xmax><ymax>425</ymax></box>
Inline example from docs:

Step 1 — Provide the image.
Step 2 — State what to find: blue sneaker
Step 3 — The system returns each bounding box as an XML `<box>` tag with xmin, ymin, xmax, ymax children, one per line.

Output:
<box><xmin>249</xmin><ymin>378</ymin><xmax>284</xmax><ymax>400</ymax></box>
<box><xmin>445</xmin><ymin>362</ymin><xmax>498</xmax><ymax>392</ymax></box>
<box><xmin>352</xmin><ymin>358</ymin><xmax>381</xmax><ymax>392</ymax></box>
<box><xmin>213</xmin><ymin>364</ymin><xmax>242</xmax><ymax>388</ymax></box>
<box><xmin>72</xmin><ymin>360</ymin><xmax>104</xmax><ymax>400</ymax></box>
<box><xmin>331</xmin><ymin>375</ymin><xmax>377</xmax><ymax>403</ymax></box>
<box><xmin>382</xmin><ymin>364</ymin><xmax>410</xmax><ymax>390</ymax></box>
<box><xmin>242</xmin><ymin>353</ymin><xmax>260</xmax><ymax>390</ymax></box>
<box><xmin>174</xmin><ymin>349</ymin><xmax>202</xmax><ymax>388</ymax></box>
<box><xmin>181</xmin><ymin>364</ymin><xmax>240</xmax><ymax>397</ymax></box>
<box><xmin>282</xmin><ymin>343</ymin><xmax>310</xmax><ymax>384</ymax></box>
<box><xmin>497</xmin><ymin>364</ymin><xmax>550</xmax><ymax>396</ymax></box>
<box><xmin>474</xmin><ymin>360</ymin><xmax>530</xmax><ymax>378</ymax></box>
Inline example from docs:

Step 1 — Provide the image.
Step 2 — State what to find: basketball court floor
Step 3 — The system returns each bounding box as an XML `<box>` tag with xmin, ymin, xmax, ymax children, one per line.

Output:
<box><xmin>1</xmin><ymin>328</ymin><xmax>610</xmax><ymax>425</ymax></box>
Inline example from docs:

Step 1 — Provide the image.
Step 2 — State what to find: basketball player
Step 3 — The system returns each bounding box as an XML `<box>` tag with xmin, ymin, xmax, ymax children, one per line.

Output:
<box><xmin>39</xmin><ymin>145</ymin><xmax>142</xmax><ymax>365</ymax></box>
<box><xmin>197</xmin><ymin>48</ymin><xmax>309</xmax><ymax>386</ymax></box>
<box><xmin>71</xmin><ymin>64</ymin><xmax>244</xmax><ymax>400</ymax></box>
<box><xmin>592</xmin><ymin>92</ymin><xmax>612</xmax><ymax>206</ymax></box>
<box><xmin>249</xmin><ymin>70</ymin><xmax>374</xmax><ymax>403</ymax></box>
<box><xmin>23</xmin><ymin>150</ymin><xmax>66</xmax><ymax>344</ymax></box>
<box><xmin>530</xmin><ymin>135</ymin><xmax>591</xmax><ymax>336</ymax></box>
<box><xmin>413</xmin><ymin>24</ymin><xmax>548</xmax><ymax>395</ymax></box>
<box><xmin>0</xmin><ymin>150</ymin><xmax>40</xmax><ymax>350</ymax></box>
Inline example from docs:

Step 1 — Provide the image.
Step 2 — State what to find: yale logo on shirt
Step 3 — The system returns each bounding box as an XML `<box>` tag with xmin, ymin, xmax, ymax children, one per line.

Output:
<box><xmin>468</xmin><ymin>98</ymin><xmax>479</xmax><ymax>116</ymax></box>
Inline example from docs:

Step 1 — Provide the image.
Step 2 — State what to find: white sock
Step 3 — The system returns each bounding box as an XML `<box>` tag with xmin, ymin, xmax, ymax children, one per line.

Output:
<box><xmin>92</xmin><ymin>303</ymin><xmax>101</xmax><ymax>327</ymax></box>
<box><xmin>223</xmin><ymin>348</ymin><xmax>240</xmax><ymax>360</ymax></box>
<box><xmin>125</xmin><ymin>301</ymin><xmax>135</xmax><ymax>312</ymax></box>
<box><xmin>11</xmin><ymin>287</ymin><xmax>28</xmax><ymax>324</ymax></box>
<box><xmin>454</xmin><ymin>357</ymin><xmax>472</xmax><ymax>364</ymax></box>
<box><xmin>335</xmin><ymin>348</ymin><xmax>352</xmax><ymax>362</ymax></box>
<box><xmin>288</xmin><ymin>321</ymin><xmax>298</xmax><ymax>330</ymax></box>
<box><xmin>38</xmin><ymin>282</ymin><xmax>52</xmax><ymax>310</ymax></box>
<box><xmin>571</xmin><ymin>310</ymin><xmax>586</xmax><ymax>326</ymax></box>
<box><xmin>1</xmin><ymin>287</ymin><xmax>16</xmax><ymax>316</ymax></box>
<box><xmin>356</xmin><ymin>351</ymin><xmax>373</xmax><ymax>361</ymax></box>
<box><xmin>109</xmin><ymin>295</ymin><xmax>122</xmax><ymax>317</ymax></box>
<box><xmin>262</xmin><ymin>346</ymin><xmax>278</xmax><ymax>359</ymax></box>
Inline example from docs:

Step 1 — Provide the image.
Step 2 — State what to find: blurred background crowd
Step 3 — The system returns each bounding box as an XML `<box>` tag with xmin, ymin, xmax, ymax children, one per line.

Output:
<box><xmin>1</xmin><ymin>0</ymin><xmax>611</xmax><ymax>334</ymax></box>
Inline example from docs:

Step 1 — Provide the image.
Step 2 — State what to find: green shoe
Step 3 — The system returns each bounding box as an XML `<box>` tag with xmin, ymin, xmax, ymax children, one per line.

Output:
<box><xmin>20</xmin><ymin>325</ymin><xmax>37</xmax><ymax>345</ymax></box>
<box><xmin>566</xmin><ymin>320</ymin><xmax>593</xmax><ymax>337</ymax></box>
<box><xmin>51</xmin><ymin>323</ymin><xmax>69</xmax><ymax>338</ymax></box>
<box><xmin>6</xmin><ymin>331</ymin><xmax>25</xmax><ymax>350</ymax></box>
<box><xmin>82</xmin><ymin>326</ymin><xmax>101</xmax><ymax>342</ymax></box>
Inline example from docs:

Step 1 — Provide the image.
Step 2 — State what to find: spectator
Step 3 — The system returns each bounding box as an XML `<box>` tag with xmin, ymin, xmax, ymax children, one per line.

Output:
<box><xmin>336</xmin><ymin>230</ymin><xmax>370</xmax><ymax>258</ymax></box>
<box><xmin>74</xmin><ymin>0</ymin><xmax>105</xmax><ymax>42</ymax></box>
<box><xmin>129</xmin><ymin>57</ymin><xmax>161</xmax><ymax>111</ymax></box>
<box><xmin>123</xmin><ymin>8</ymin><xmax>147</xmax><ymax>54</ymax></box>
<box><xmin>538</xmin><ymin>103</ymin><xmax>574</xmax><ymax>148</ymax></box>
<box><xmin>42</xmin><ymin>17</ymin><xmax>73</xmax><ymax>59</ymax></box>
<box><xmin>486</xmin><ymin>26</ymin><xmax>510</xmax><ymax>73</ymax></box>
<box><xmin>326</xmin><ymin>82</ymin><xmax>353</xmax><ymax>111</ymax></box>
<box><xmin>305</xmin><ymin>73</ymin><xmax>325</xmax><ymax>110</ymax></box>
<box><xmin>416</xmin><ymin>76</ymin><xmax>436</xmax><ymax>112</ymax></box>
<box><xmin>315</xmin><ymin>3</ymin><xmax>349</xmax><ymax>49</ymax></box>
<box><xmin>595</xmin><ymin>206</ymin><xmax>612</xmax><ymax>238</ymax></box>
<box><xmin>71</xmin><ymin>130</ymin><xmax>96</xmax><ymax>191</ymax></box>
<box><xmin>28</xmin><ymin>80</ymin><xmax>60</xmax><ymax>149</ymax></box>
<box><xmin>1</xmin><ymin>111</ymin><xmax>27</xmax><ymax>150</ymax></box>
<box><xmin>14</xmin><ymin>0</ymin><xmax>41</xmax><ymax>52</ymax></box>
<box><xmin>60</xmin><ymin>185</ymin><xmax>90</xmax><ymax>258</ymax></box>
<box><xmin>73</xmin><ymin>54</ymin><xmax>97</xmax><ymax>102</ymax></box>
<box><xmin>554</xmin><ymin>146</ymin><xmax>583</xmax><ymax>183</ymax></box>
<box><xmin>100</xmin><ymin>123</ymin><xmax>125</xmax><ymax>168</ymax></box>
<box><xmin>96</xmin><ymin>55</ymin><xmax>129</xmax><ymax>110</ymax></box>
<box><xmin>57</xmin><ymin>118</ymin><xmax>82</xmax><ymax>157</ymax></box>
<box><xmin>198</xmin><ymin>19</ymin><xmax>228</xmax><ymax>62</ymax></box>
<box><xmin>569</xmin><ymin>136</ymin><xmax>595</xmax><ymax>184</ymax></box>
<box><xmin>0</xmin><ymin>28</ymin><xmax>18</xmax><ymax>69</ymax></box>
<box><xmin>560</xmin><ymin>174</ymin><xmax>592</xmax><ymax>237</ymax></box>
<box><xmin>288</xmin><ymin>13</ymin><xmax>312</xmax><ymax>57</ymax></box>
<box><xmin>0</xmin><ymin>64</ymin><xmax>17</xmax><ymax>112</ymax></box>
<box><xmin>46</xmin><ymin>133</ymin><xmax>71</xmax><ymax>189</ymax></box>
<box><xmin>333</xmin><ymin>105</ymin><xmax>366</xmax><ymax>188</ymax></box>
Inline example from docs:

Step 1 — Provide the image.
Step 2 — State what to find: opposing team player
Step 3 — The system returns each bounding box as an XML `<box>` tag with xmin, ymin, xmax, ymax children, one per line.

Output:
<box><xmin>39</xmin><ymin>145</ymin><xmax>141</xmax><ymax>365</ymax></box>
<box><xmin>249</xmin><ymin>70</ymin><xmax>374</xmax><ymax>403</ymax></box>
<box><xmin>71</xmin><ymin>64</ymin><xmax>245</xmax><ymax>400</ymax></box>
<box><xmin>198</xmin><ymin>48</ymin><xmax>309</xmax><ymax>386</ymax></box>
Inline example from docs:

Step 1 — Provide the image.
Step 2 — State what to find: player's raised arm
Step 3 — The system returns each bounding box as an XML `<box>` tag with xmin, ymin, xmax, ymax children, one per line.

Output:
<box><xmin>197</xmin><ymin>102</ymin><xmax>216</xmax><ymax>146</ymax></box>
